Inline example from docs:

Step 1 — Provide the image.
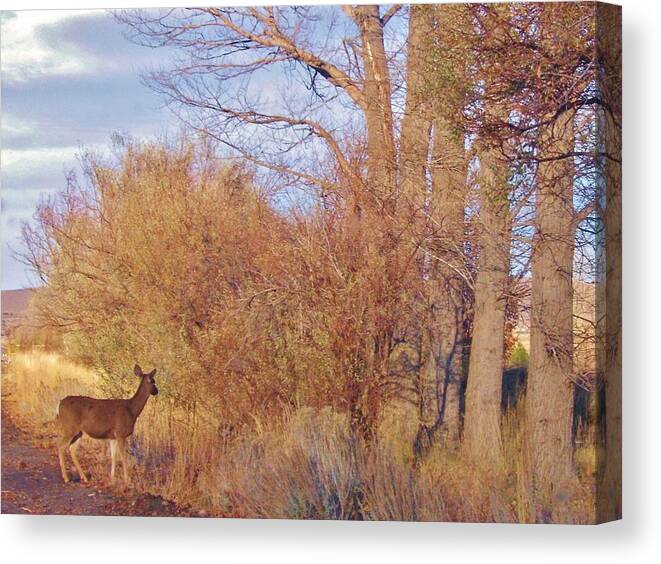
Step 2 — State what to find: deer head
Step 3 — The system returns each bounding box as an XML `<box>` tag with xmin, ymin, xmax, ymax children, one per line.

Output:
<box><xmin>134</xmin><ymin>363</ymin><xmax>158</xmax><ymax>396</ymax></box>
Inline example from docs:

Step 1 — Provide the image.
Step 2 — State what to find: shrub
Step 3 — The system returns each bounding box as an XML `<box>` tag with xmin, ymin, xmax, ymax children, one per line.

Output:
<box><xmin>508</xmin><ymin>341</ymin><xmax>529</xmax><ymax>368</ymax></box>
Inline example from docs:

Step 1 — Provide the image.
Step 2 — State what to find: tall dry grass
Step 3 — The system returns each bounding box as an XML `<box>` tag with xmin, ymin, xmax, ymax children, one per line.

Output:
<box><xmin>2</xmin><ymin>351</ymin><xmax>597</xmax><ymax>522</ymax></box>
<box><xmin>2</xmin><ymin>352</ymin><xmax>102</xmax><ymax>425</ymax></box>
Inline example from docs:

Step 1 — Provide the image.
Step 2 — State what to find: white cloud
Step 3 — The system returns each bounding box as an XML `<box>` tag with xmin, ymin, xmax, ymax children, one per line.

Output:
<box><xmin>1</xmin><ymin>145</ymin><xmax>82</xmax><ymax>171</ymax></box>
<box><xmin>0</xmin><ymin>113</ymin><xmax>34</xmax><ymax>138</ymax></box>
<box><xmin>0</xmin><ymin>10</ymin><xmax>105</xmax><ymax>82</ymax></box>
<box><xmin>1</xmin><ymin>144</ymin><xmax>107</xmax><ymax>199</ymax></box>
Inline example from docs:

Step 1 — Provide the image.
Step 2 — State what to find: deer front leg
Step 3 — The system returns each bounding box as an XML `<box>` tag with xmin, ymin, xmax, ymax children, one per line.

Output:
<box><xmin>109</xmin><ymin>440</ymin><xmax>117</xmax><ymax>483</ymax></box>
<box><xmin>57</xmin><ymin>439</ymin><xmax>70</xmax><ymax>483</ymax></box>
<box><xmin>117</xmin><ymin>437</ymin><xmax>130</xmax><ymax>486</ymax></box>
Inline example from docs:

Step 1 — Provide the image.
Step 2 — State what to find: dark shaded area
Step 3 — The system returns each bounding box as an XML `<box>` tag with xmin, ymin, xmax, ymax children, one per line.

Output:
<box><xmin>501</xmin><ymin>367</ymin><xmax>605</xmax><ymax>443</ymax></box>
<box><xmin>501</xmin><ymin>367</ymin><xmax>527</xmax><ymax>412</ymax></box>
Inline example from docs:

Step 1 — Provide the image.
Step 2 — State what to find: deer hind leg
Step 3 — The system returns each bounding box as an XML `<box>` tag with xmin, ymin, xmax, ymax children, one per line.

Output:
<box><xmin>57</xmin><ymin>431</ymin><xmax>82</xmax><ymax>483</ymax></box>
<box><xmin>69</xmin><ymin>433</ymin><xmax>88</xmax><ymax>483</ymax></box>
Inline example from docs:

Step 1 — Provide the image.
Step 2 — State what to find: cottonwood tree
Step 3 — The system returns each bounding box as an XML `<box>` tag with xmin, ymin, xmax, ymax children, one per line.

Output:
<box><xmin>413</xmin><ymin>3</ymin><xmax>472</xmax><ymax>445</ymax></box>
<box><xmin>517</xmin><ymin>3</ymin><xmax>601</xmax><ymax>519</ymax></box>
<box><xmin>460</xmin><ymin>4</ymin><xmax>514</xmax><ymax>471</ymax></box>
<box><xmin>119</xmin><ymin>4</ymin><xmax>473</xmax><ymax>440</ymax></box>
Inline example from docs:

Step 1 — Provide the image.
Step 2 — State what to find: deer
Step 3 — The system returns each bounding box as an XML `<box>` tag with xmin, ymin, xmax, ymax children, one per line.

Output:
<box><xmin>56</xmin><ymin>364</ymin><xmax>158</xmax><ymax>485</ymax></box>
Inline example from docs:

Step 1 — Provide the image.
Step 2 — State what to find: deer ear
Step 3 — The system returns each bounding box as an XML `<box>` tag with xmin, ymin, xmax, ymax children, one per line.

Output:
<box><xmin>134</xmin><ymin>364</ymin><xmax>143</xmax><ymax>377</ymax></box>
<box><xmin>148</xmin><ymin>369</ymin><xmax>157</xmax><ymax>377</ymax></box>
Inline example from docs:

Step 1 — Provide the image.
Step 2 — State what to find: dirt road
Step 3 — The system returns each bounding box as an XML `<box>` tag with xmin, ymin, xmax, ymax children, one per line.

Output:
<box><xmin>1</xmin><ymin>397</ymin><xmax>194</xmax><ymax>517</ymax></box>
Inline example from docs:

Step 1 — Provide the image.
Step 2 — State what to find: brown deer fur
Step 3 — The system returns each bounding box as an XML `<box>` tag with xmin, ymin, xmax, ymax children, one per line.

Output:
<box><xmin>56</xmin><ymin>364</ymin><xmax>158</xmax><ymax>484</ymax></box>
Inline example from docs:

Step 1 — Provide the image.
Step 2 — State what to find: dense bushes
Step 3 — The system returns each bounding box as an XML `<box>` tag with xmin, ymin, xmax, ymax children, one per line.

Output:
<box><xmin>21</xmin><ymin>138</ymin><xmax>421</xmax><ymax>436</ymax></box>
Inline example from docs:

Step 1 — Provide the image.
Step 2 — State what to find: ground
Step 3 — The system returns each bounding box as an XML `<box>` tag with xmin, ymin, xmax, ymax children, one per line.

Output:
<box><xmin>1</xmin><ymin>395</ymin><xmax>196</xmax><ymax>517</ymax></box>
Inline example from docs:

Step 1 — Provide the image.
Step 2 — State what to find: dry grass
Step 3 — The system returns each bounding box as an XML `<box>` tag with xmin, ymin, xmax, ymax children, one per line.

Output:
<box><xmin>2</xmin><ymin>352</ymin><xmax>102</xmax><ymax>425</ymax></box>
<box><xmin>2</xmin><ymin>351</ymin><xmax>598</xmax><ymax>522</ymax></box>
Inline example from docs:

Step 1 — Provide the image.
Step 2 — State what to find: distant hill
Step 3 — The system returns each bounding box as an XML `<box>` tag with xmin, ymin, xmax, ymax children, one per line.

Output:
<box><xmin>1</xmin><ymin>288</ymin><xmax>36</xmax><ymax>336</ymax></box>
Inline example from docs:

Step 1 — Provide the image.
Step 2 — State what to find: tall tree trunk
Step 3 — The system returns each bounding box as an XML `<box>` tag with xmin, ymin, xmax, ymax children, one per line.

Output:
<box><xmin>463</xmin><ymin>147</ymin><xmax>510</xmax><ymax>470</ymax></box>
<box><xmin>352</xmin><ymin>5</ymin><xmax>396</xmax><ymax>198</ymax></box>
<box><xmin>425</xmin><ymin>117</ymin><xmax>468</xmax><ymax>442</ymax></box>
<box><xmin>526</xmin><ymin>109</ymin><xmax>578</xmax><ymax>520</ymax></box>
<box><xmin>347</xmin><ymin>5</ymin><xmax>399</xmax><ymax>441</ymax></box>
<box><xmin>422</xmin><ymin>3</ymin><xmax>471</xmax><ymax>442</ymax></box>
<box><xmin>400</xmin><ymin>4</ymin><xmax>433</xmax><ymax>203</ymax></box>
<box><xmin>398</xmin><ymin>5</ymin><xmax>439</xmax><ymax>449</ymax></box>
<box><xmin>595</xmin><ymin>2</ymin><xmax>622</xmax><ymax>523</ymax></box>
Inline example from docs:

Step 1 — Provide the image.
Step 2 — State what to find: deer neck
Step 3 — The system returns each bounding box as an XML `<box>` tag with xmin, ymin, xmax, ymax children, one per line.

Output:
<box><xmin>129</xmin><ymin>377</ymin><xmax>151</xmax><ymax>418</ymax></box>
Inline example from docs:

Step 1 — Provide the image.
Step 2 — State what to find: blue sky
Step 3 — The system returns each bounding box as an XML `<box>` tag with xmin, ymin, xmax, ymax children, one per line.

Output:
<box><xmin>1</xmin><ymin>9</ymin><xmax>178</xmax><ymax>289</ymax></box>
<box><xmin>0</xmin><ymin>5</ymin><xmax>414</xmax><ymax>291</ymax></box>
